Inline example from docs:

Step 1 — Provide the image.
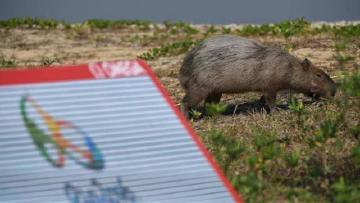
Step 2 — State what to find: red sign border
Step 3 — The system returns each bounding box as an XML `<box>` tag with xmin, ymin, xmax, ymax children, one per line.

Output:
<box><xmin>0</xmin><ymin>60</ymin><xmax>244</xmax><ymax>203</ymax></box>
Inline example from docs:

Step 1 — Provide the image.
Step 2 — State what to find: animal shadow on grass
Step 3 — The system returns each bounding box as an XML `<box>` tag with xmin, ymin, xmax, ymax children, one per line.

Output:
<box><xmin>189</xmin><ymin>97</ymin><xmax>321</xmax><ymax>120</ymax></box>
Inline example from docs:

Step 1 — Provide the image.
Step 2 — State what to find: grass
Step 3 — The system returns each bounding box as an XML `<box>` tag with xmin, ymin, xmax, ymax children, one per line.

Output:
<box><xmin>200</xmin><ymin>72</ymin><xmax>360</xmax><ymax>202</ymax></box>
<box><xmin>41</xmin><ymin>56</ymin><xmax>59</xmax><ymax>66</ymax></box>
<box><xmin>163</xmin><ymin>21</ymin><xmax>200</xmax><ymax>35</ymax></box>
<box><xmin>0</xmin><ymin>55</ymin><xmax>17</xmax><ymax>67</ymax></box>
<box><xmin>335</xmin><ymin>53</ymin><xmax>354</xmax><ymax>65</ymax></box>
<box><xmin>86</xmin><ymin>19</ymin><xmax>151</xmax><ymax>30</ymax></box>
<box><xmin>1</xmin><ymin>17</ymin><xmax>358</xmax><ymax>38</ymax></box>
<box><xmin>333</xmin><ymin>37</ymin><xmax>356</xmax><ymax>67</ymax></box>
<box><xmin>234</xmin><ymin>18</ymin><xmax>360</xmax><ymax>38</ymax></box>
<box><xmin>1</xmin><ymin>17</ymin><xmax>359</xmax><ymax>202</ymax></box>
<box><xmin>138</xmin><ymin>39</ymin><xmax>199</xmax><ymax>60</ymax></box>
<box><xmin>0</xmin><ymin>17</ymin><xmax>62</xmax><ymax>29</ymax></box>
<box><xmin>0</xmin><ymin>17</ymin><xmax>151</xmax><ymax>30</ymax></box>
<box><xmin>236</xmin><ymin>17</ymin><xmax>310</xmax><ymax>38</ymax></box>
<box><xmin>137</xmin><ymin>18</ymin><xmax>360</xmax><ymax>61</ymax></box>
<box><xmin>205</xmin><ymin>103</ymin><xmax>227</xmax><ymax>117</ymax></box>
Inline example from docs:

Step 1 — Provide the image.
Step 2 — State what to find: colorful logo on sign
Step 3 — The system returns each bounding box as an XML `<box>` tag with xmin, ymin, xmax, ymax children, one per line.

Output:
<box><xmin>20</xmin><ymin>95</ymin><xmax>104</xmax><ymax>170</ymax></box>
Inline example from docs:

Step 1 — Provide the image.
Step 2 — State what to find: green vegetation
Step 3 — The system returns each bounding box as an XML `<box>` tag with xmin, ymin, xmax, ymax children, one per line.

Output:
<box><xmin>0</xmin><ymin>17</ymin><xmax>62</xmax><ymax>29</ymax></box>
<box><xmin>288</xmin><ymin>97</ymin><xmax>308</xmax><ymax>131</ymax></box>
<box><xmin>236</xmin><ymin>18</ymin><xmax>360</xmax><ymax>39</ymax></box>
<box><xmin>1</xmin><ymin>17</ymin><xmax>359</xmax><ymax>62</ymax></box>
<box><xmin>222</xmin><ymin>26</ymin><xmax>232</xmax><ymax>34</ymax></box>
<box><xmin>138</xmin><ymin>39</ymin><xmax>199</xmax><ymax>60</ymax></box>
<box><xmin>138</xmin><ymin>18</ymin><xmax>360</xmax><ymax>60</ymax></box>
<box><xmin>0</xmin><ymin>17</ymin><xmax>151</xmax><ymax>30</ymax></box>
<box><xmin>0</xmin><ymin>17</ymin><xmax>358</xmax><ymax>37</ymax></box>
<box><xmin>205</xmin><ymin>103</ymin><xmax>227</xmax><ymax>117</ymax></box>
<box><xmin>1</xmin><ymin>17</ymin><xmax>359</xmax><ymax>202</ymax></box>
<box><xmin>41</xmin><ymin>56</ymin><xmax>59</xmax><ymax>66</ymax></box>
<box><xmin>189</xmin><ymin>109</ymin><xmax>203</xmax><ymax>120</ymax></box>
<box><xmin>201</xmin><ymin>71</ymin><xmax>360</xmax><ymax>202</ymax></box>
<box><xmin>335</xmin><ymin>53</ymin><xmax>354</xmax><ymax>65</ymax></box>
<box><xmin>0</xmin><ymin>55</ymin><xmax>17</xmax><ymax>67</ymax></box>
<box><xmin>163</xmin><ymin>21</ymin><xmax>199</xmax><ymax>35</ymax></box>
<box><xmin>205</xmin><ymin>25</ymin><xmax>218</xmax><ymax>35</ymax></box>
<box><xmin>333</xmin><ymin>38</ymin><xmax>355</xmax><ymax>66</ymax></box>
<box><xmin>86</xmin><ymin>19</ymin><xmax>151</xmax><ymax>30</ymax></box>
<box><xmin>237</xmin><ymin>17</ymin><xmax>311</xmax><ymax>38</ymax></box>
<box><xmin>333</xmin><ymin>24</ymin><xmax>360</xmax><ymax>38</ymax></box>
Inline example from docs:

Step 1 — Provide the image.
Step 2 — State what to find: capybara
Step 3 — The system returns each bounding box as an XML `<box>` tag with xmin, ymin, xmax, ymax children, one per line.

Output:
<box><xmin>179</xmin><ymin>35</ymin><xmax>336</xmax><ymax>117</ymax></box>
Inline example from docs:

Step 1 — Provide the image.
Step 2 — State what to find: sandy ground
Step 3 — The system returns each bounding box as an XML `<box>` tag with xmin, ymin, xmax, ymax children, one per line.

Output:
<box><xmin>0</xmin><ymin>25</ymin><xmax>359</xmax><ymax>108</ymax></box>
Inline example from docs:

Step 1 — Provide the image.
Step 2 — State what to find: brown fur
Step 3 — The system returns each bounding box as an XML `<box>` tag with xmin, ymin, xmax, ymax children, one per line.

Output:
<box><xmin>179</xmin><ymin>35</ymin><xmax>336</xmax><ymax>117</ymax></box>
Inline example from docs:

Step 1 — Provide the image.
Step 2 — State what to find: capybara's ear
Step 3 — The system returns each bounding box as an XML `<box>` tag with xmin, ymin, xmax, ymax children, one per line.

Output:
<box><xmin>301</xmin><ymin>58</ymin><xmax>310</xmax><ymax>71</ymax></box>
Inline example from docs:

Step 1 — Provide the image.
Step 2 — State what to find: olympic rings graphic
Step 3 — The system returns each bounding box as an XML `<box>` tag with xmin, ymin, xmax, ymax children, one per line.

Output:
<box><xmin>20</xmin><ymin>95</ymin><xmax>104</xmax><ymax>170</ymax></box>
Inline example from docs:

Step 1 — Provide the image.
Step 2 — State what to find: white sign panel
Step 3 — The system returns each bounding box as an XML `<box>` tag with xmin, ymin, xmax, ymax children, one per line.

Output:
<box><xmin>0</xmin><ymin>60</ymin><xmax>242</xmax><ymax>203</ymax></box>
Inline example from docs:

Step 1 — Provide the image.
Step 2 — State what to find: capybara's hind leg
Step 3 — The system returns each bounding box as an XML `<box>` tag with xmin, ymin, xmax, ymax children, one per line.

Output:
<box><xmin>261</xmin><ymin>92</ymin><xmax>277</xmax><ymax>113</ymax></box>
<box><xmin>205</xmin><ymin>92</ymin><xmax>222</xmax><ymax>104</ymax></box>
<box><xmin>181</xmin><ymin>89</ymin><xmax>208</xmax><ymax>119</ymax></box>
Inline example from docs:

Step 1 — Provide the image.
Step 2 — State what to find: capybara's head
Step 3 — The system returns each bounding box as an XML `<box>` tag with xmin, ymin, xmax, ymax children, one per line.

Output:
<box><xmin>297</xmin><ymin>58</ymin><xmax>337</xmax><ymax>99</ymax></box>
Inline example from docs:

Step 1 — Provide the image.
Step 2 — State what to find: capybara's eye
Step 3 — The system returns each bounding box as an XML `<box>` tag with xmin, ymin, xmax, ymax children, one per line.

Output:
<box><xmin>316</xmin><ymin>73</ymin><xmax>322</xmax><ymax>78</ymax></box>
